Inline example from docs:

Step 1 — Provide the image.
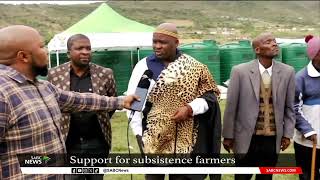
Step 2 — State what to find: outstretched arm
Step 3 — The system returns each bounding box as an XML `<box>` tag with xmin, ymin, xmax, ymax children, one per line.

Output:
<box><xmin>48</xmin><ymin>82</ymin><xmax>138</xmax><ymax>112</ymax></box>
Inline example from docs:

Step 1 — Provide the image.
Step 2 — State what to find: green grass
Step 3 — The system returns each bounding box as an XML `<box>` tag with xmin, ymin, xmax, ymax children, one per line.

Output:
<box><xmin>105</xmin><ymin>100</ymin><xmax>298</xmax><ymax>180</ymax></box>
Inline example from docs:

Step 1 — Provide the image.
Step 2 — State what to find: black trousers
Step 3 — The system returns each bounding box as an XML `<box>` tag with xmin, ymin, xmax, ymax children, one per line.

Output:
<box><xmin>65</xmin><ymin>138</ymin><xmax>108</xmax><ymax>180</ymax></box>
<box><xmin>235</xmin><ymin>135</ymin><xmax>278</xmax><ymax>180</ymax></box>
<box><xmin>294</xmin><ymin>142</ymin><xmax>320</xmax><ymax>180</ymax></box>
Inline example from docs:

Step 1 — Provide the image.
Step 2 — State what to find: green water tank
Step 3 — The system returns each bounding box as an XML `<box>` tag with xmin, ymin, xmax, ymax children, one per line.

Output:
<box><xmin>274</xmin><ymin>43</ymin><xmax>283</xmax><ymax>62</ymax></box>
<box><xmin>91</xmin><ymin>50</ymin><xmax>136</xmax><ymax>95</ymax></box>
<box><xmin>49</xmin><ymin>52</ymin><xmax>69</xmax><ymax>68</ymax></box>
<box><xmin>219</xmin><ymin>40</ymin><xmax>255</xmax><ymax>83</ymax></box>
<box><xmin>280</xmin><ymin>43</ymin><xmax>308</xmax><ymax>72</ymax></box>
<box><xmin>130</xmin><ymin>47</ymin><xmax>153</xmax><ymax>73</ymax></box>
<box><xmin>179</xmin><ymin>40</ymin><xmax>221</xmax><ymax>84</ymax></box>
<box><xmin>136</xmin><ymin>47</ymin><xmax>154</xmax><ymax>61</ymax></box>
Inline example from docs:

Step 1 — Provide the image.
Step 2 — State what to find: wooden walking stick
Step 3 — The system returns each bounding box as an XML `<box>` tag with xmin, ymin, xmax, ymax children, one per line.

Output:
<box><xmin>310</xmin><ymin>141</ymin><xmax>317</xmax><ymax>180</ymax></box>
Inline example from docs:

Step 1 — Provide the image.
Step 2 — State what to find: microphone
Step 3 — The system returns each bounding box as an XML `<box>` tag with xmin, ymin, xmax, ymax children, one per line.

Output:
<box><xmin>127</xmin><ymin>70</ymin><xmax>153</xmax><ymax>171</ymax></box>
<box><xmin>129</xmin><ymin>70</ymin><xmax>153</xmax><ymax>112</ymax></box>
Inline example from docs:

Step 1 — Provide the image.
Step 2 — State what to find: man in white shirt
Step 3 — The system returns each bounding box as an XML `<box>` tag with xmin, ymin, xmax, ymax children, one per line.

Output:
<box><xmin>127</xmin><ymin>23</ymin><xmax>221</xmax><ymax>180</ymax></box>
<box><xmin>223</xmin><ymin>32</ymin><xmax>296</xmax><ymax>180</ymax></box>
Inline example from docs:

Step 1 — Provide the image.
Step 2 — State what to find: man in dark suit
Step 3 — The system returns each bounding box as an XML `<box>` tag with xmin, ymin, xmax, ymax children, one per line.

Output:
<box><xmin>222</xmin><ymin>32</ymin><xmax>296</xmax><ymax>180</ymax></box>
<box><xmin>48</xmin><ymin>34</ymin><xmax>117</xmax><ymax>180</ymax></box>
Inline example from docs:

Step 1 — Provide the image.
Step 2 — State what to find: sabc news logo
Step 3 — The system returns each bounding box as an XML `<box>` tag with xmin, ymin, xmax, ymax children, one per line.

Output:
<box><xmin>24</xmin><ymin>155</ymin><xmax>51</xmax><ymax>165</ymax></box>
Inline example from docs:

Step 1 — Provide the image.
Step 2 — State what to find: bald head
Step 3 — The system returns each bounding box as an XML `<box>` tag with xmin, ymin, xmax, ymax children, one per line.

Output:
<box><xmin>252</xmin><ymin>32</ymin><xmax>274</xmax><ymax>49</ymax></box>
<box><xmin>252</xmin><ymin>32</ymin><xmax>279</xmax><ymax>59</ymax></box>
<box><xmin>0</xmin><ymin>25</ymin><xmax>40</xmax><ymax>65</ymax></box>
<box><xmin>154</xmin><ymin>23</ymin><xmax>179</xmax><ymax>39</ymax></box>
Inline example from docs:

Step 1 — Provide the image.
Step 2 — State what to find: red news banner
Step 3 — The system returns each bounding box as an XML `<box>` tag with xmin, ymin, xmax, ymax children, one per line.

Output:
<box><xmin>259</xmin><ymin>167</ymin><xmax>302</xmax><ymax>174</ymax></box>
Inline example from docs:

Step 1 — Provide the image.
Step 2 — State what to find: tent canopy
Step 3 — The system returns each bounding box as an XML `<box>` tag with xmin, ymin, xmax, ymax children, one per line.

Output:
<box><xmin>48</xmin><ymin>3</ymin><xmax>155</xmax><ymax>52</ymax></box>
<box><xmin>64</xmin><ymin>3</ymin><xmax>154</xmax><ymax>33</ymax></box>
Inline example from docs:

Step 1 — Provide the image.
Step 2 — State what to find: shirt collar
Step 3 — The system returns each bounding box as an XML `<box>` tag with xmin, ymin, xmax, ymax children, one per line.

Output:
<box><xmin>307</xmin><ymin>61</ymin><xmax>320</xmax><ymax>77</ymax></box>
<box><xmin>70</xmin><ymin>65</ymin><xmax>91</xmax><ymax>78</ymax></box>
<box><xmin>258</xmin><ymin>61</ymin><xmax>273</xmax><ymax>76</ymax></box>
<box><xmin>0</xmin><ymin>64</ymin><xmax>38</xmax><ymax>84</ymax></box>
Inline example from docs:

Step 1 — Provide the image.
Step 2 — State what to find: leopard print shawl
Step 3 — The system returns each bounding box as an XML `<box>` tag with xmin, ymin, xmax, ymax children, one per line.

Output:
<box><xmin>142</xmin><ymin>54</ymin><xmax>220</xmax><ymax>154</ymax></box>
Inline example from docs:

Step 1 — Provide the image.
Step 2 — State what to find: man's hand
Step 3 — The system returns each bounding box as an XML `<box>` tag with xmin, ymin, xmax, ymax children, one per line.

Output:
<box><xmin>171</xmin><ymin>105</ymin><xmax>193</xmax><ymax>123</ymax></box>
<box><xmin>123</xmin><ymin>95</ymin><xmax>140</xmax><ymax>109</ymax></box>
<box><xmin>306</xmin><ymin>134</ymin><xmax>317</xmax><ymax>145</ymax></box>
<box><xmin>280</xmin><ymin>137</ymin><xmax>290</xmax><ymax>151</ymax></box>
<box><xmin>223</xmin><ymin>138</ymin><xmax>234</xmax><ymax>153</ymax></box>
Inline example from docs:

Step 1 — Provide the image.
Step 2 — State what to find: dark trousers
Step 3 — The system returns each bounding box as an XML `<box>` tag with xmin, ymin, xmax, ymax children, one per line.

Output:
<box><xmin>235</xmin><ymin>135</ymin><xmax>278</xmax><ymax>180</ymax></box>
<box><xmin>145</xmin><ymin>174</ymin><xmax>208</xmax><ymax>180</ymax></box>
<box><xmin>65</xmin><ymin>138</ymin><xmax>108</xmax><ymax>180</ymax></box>
<box><xmin>294</xmin><ymin>142</ymin><xmax>320</xmax><ymax>180</ymax></box>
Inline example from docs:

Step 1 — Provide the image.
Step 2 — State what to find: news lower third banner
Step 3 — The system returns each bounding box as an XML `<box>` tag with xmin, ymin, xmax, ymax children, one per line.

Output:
<box><xmin>18</xmin><ymin>154</ymin><xmax>302</xmax><ymax>174</ymax></box>
<box><xmin>20</xmin><ymin>167</ymin><xmax>302</xmax><ymax>175</ymax></box>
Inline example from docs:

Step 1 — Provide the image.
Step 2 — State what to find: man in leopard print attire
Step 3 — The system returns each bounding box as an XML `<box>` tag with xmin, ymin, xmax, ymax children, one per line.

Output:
<box><xmin>127</xmin><ymin>23</ymin><xmax>221</xmax><ymax>180</ymax></box>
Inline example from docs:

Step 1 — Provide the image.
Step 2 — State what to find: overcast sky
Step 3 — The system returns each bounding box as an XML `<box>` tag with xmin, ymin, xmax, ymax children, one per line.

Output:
<box><xmin>0</xmin><ymin>1</ymin><xmax>104</xmax><ymax>5</ymax></box>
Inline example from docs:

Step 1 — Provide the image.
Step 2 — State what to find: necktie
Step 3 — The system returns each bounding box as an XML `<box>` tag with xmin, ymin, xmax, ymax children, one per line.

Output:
<box><xmin>262</xmin><ymin>70</ymin><xmax>271</xmax><ymax>88</ymax></box>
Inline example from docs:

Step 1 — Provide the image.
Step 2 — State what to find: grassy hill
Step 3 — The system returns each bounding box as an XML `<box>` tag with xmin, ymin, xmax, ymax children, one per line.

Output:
<box><xmin>0</xmin><ymin>1</ymin><xmax>319</xmax><ymax>44</ymax></box>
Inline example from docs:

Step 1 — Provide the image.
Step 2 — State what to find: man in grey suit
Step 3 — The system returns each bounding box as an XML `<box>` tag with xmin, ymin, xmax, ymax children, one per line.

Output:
<box><xmin>222</xmin><ymin>32</ymin><xmax>296</xmax><ymax>180</ymax></box>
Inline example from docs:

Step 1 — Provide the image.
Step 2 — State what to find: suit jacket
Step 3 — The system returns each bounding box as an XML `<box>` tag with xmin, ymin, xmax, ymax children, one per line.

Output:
<box><xmin>47</xmin><ymin>62</ymin><xmax>116</xmax><ymax>150</ymax></box>
<box><xmin>223</xmin><ymin>59</ymin><xmax>295</xmax><ymax>154</ymax></box>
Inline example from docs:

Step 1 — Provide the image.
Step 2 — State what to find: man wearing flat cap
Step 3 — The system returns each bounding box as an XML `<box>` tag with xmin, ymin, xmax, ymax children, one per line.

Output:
<box><xmin>127</xmin><ymin>23</ymin><xmax>221</xmax><ymax>180</ymax></box>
